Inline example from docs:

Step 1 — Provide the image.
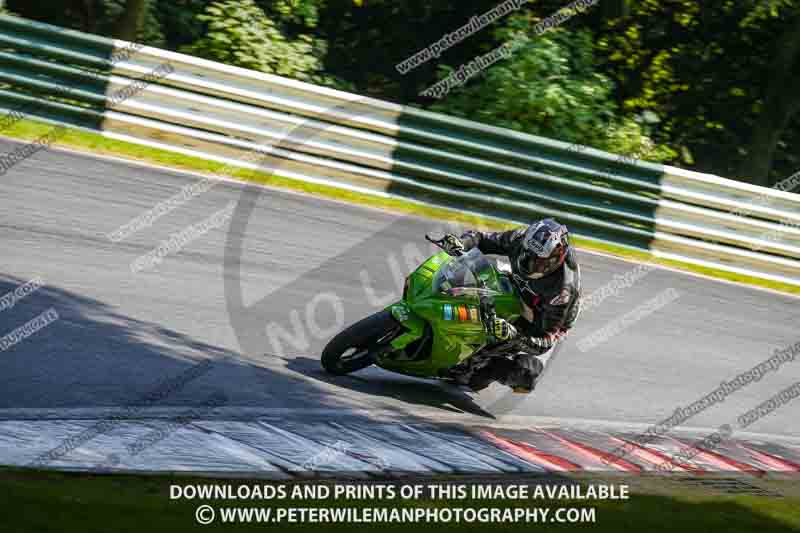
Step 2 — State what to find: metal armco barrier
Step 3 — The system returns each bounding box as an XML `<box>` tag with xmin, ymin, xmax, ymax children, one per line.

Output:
<box><xmin>0</xmin><ymin>15</ymin><xmax>799</xmax><ymax>287</ymax></box>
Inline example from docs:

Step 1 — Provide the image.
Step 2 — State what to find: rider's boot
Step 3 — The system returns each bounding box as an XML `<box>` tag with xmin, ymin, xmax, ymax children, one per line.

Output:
<box><xmin>500</xmin><ymin>354</ymin><xmax>544</xmax><ymax>394</ymax></box>
<box><xmin>466</xmin><ymin>357</ymin><xmax>515</xmax><ymax>392</ymax></box>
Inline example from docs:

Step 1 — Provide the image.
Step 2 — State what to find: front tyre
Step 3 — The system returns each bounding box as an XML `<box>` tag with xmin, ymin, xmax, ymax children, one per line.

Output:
<box><xmin>321</xmin><ymin>310</ymin><xmax>401</xmax><ymax>375</ymax></box>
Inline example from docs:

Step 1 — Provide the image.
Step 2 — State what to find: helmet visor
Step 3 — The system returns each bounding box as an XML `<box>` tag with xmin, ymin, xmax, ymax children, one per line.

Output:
<box><xmin>519</xmin><ymin>249</ymin><xmax>563</xmax><ymax>279</ymax></box>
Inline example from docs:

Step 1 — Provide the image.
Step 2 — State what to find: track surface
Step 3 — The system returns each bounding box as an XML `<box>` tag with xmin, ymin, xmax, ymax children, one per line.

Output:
<box><xmin>0</xmin><ymin>138</ymin><xmax>798</xmax><ymax>438</ymax></box>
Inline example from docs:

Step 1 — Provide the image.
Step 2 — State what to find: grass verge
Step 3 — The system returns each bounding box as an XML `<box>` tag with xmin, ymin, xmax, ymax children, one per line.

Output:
<box><xmin>1</xmin><ymin>469</ymin><xmax>799</xmax><ymax>532</ymax></box>
<box><xmin>2</xmin><ymin>118</ymin><xmax>799</xmax><ymax>296</ymax></box>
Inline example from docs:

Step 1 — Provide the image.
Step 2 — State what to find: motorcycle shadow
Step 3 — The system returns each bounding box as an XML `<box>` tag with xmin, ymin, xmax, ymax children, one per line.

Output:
<box><xmin>285</xmin><ymin>356</ymin><xmax>498</xmax><ymax>419</ymax></box>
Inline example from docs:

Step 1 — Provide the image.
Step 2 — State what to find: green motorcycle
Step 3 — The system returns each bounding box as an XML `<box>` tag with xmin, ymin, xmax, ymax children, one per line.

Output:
<box><xmin>321</xmin><ymin>234</ymin><xmax>523</xmax><ymax>389</ymax></box>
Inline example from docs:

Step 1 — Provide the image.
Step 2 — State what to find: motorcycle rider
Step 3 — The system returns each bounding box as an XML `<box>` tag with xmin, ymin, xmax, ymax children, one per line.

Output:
<box><xmin>439</xmin><ymin>218</ymin><xmax>581</xmax><ymax>393</ymax></box>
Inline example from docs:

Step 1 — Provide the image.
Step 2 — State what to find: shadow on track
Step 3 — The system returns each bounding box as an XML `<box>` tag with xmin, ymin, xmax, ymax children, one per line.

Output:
<box><xmin>0</xmin><ymin>275</ymin><xmax>497</xmax><ymax>423</ymax></box>
<box><xmin>285</xmin><ymin>355</ymin><xmax>496</xmax><ymax>418</ymax></box>
<box><xmin>0</xmin><ymin>275</ymin><xmax>355</xmax><ymax>414</ymax></box>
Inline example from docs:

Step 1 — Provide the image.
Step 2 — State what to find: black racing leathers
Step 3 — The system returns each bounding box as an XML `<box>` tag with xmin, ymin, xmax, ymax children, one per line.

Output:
<box><xmin>460</xmin><ymin>227</ymin><xmax>581</xmax><ymax>389</ymax></box>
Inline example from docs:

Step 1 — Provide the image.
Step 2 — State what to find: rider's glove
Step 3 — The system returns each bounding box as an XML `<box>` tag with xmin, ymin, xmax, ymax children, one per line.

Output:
<box><xmin>440</xmin><ymin>234</ymin><xmax>465</xmax><ymax>256</ymax></box>
<box><xmin>493</xmin><ymin>318</ymin><xmax>517</xmax><ymax>342</ymax></box>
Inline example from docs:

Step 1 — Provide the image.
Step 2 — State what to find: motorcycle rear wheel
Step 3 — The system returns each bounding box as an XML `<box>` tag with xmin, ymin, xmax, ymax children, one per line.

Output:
<box><xmin>321</xmin><ymin>310</ymin><xmax>401</xmax><ymax>375</ymax></box>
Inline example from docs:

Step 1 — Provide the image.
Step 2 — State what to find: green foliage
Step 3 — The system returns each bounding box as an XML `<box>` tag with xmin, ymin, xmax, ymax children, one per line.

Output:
<box><xmin>181</xmin><ymin>0</ymin><xmax>343</xmax><ymax>86</ymax></box>
<box><xmin>151</xmin><ymin>0</ymin><xmax>209</xmax><ymax>50</ymax></box>
<box><xmin>6</xmin><ymin>0</ymin><xmax>799</xmax><ymax>185</ymax></box>
<box><xmin>596</xmin><ymin>0</ymin><xmax>800</xmax><ymax>183</ymax></box>
<box><xmin>742</xmin><ymin>0</ymin><xmax>797</xmax><ymax>27</ymax></box>
<box><xmin>430</xmin><ymin>22</ymin><xmax>674</xmax><ymax>162</ymax></box>
<box><xmin>269</xmin><ymin>0</ymin><xmax>324</xmax><ymax>28</ymax></box>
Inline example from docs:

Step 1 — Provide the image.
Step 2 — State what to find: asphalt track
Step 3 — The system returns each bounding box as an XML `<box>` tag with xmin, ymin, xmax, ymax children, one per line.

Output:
<box><xmin>0</xmin><ymin>137</ymin><xmax>798</xmax><ymax>441</ymax></box>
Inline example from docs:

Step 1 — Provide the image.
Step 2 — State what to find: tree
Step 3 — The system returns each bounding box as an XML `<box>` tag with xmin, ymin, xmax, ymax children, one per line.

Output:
<box><xmin>599</xmin><ymin>0</ymin><xmax>629</xmax><ymax>19</ymax></box>
<box><xmin>111</xmin><ymin>0</ymin><xmax>148</xmax><ymax>41</ymax></box>
<box><xmin>8</xmin><ymin>0</ymin><xmax>798</xmax><ymax>187</ymax></box>
<box><xmin>7</xmin><ymin>0</ymin><xmax>97</xmax><ymax>31</ymax></box>
<box><xmin>319</xmin><ymin>0</ymin><xmax>523</xmax><ymax>102</ymax></box>
<box><xmin>736</xmin><ymin>5</ymin><xmax>800</xmax><ymax>185</ymax></box>
<box><xmin>7</xmin><ymin>0</ymin><xmax>163</xmax><ymax>44</ymax></box>
<box><xmin>429</xmin><ymin>18</ymin><xmax>674</xmax><ymax>162</ymax></box>
<box><xmin>596</xmin><ymin>0</ymin><xmax>800</xmax><ymax>186</ymax></box>
<box><xmin>181</xmin><ymin>0</ymin><xmax>342</xmax><ymax>86</ymax></box>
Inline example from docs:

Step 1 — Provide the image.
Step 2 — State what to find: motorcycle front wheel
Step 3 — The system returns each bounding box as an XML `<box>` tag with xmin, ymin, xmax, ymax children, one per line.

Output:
<box><xmin>321</xmin><ymin>310</ymin><xmax>402</xmax><ymax>375</ymax></box>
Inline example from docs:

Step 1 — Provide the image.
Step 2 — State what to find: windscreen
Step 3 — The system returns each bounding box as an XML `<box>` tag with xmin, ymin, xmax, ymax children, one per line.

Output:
<box><xmin>432</xmin><ymin>248</ymin><xmax>501</xmax><ymax>293</ymax></box>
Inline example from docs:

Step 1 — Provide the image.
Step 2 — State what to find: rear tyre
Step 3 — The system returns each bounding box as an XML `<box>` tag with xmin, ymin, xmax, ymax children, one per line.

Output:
<box><xmin>321</xmin><ymin>310</ymin><xmax>401</xmax><ymax>375</ymax></box>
